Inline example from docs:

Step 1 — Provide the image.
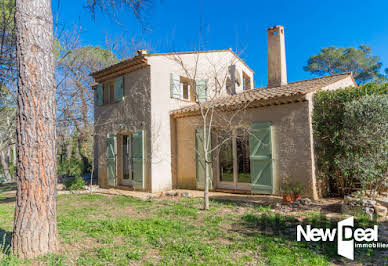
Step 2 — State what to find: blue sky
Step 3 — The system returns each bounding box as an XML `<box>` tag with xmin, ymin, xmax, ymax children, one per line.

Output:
<box><xmin>53</xmin><ymin>0</ymin><xmax>388</xmax><ymax>87</ymax></box>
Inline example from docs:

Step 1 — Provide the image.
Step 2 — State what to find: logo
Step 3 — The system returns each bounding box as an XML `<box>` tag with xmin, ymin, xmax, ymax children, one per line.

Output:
<box><xmin>297</xmin><ymin>216</ymin><xmax>387</xmax><ymax>260</ymax></box>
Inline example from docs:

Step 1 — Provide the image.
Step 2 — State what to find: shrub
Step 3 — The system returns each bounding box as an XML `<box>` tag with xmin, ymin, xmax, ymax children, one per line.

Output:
<box><xmin>338</xmin><ymin>94</ymin><xmax>388</xmax><ymax>195</ymax></box>
<box><xmin>281</xmin><ymin>181</ymin><xmax>303</xmax><ymax>197</ymax></box>
<box><xmin>58</xmin><ymin>157</ymin><xmax>85</xmax><ymax>177</ymax></box>
<box><xmin>64</xmin><ymin>175</ymin><xmax>86</xmax><ymax>191</ymax></box>
<box><xmin>313</xmin><ymin>83</ymin><xmax>388</xmax><ymax>196</ymax></box>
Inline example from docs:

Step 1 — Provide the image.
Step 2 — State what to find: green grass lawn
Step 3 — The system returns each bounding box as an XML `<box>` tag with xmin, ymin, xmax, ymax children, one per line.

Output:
<box><xmin>0</xmin><ymin>183</ymin><xmax>385</xmax><ymax>265</ymax></box>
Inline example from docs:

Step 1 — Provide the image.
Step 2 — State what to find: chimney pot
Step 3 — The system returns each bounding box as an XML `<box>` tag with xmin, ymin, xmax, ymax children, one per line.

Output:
<box><xmin>267</xmin><ymin>25</ymin><xmax>287</xmax><ymax>87</ymax></box>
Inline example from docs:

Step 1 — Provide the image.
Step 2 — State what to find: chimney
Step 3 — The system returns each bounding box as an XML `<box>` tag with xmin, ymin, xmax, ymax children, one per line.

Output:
<box><xmin>137</xmin><ymin>49</ymin><xmax>148</xmax><ymax>56</ymax></box>
<box><xmin>267</xmin><ymin>25</ymin><xmax>287</xmax><ymax>87</ymax></box>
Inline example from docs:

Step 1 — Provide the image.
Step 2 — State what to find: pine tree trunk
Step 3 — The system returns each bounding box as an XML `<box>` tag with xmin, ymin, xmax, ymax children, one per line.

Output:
<box><xmin>12</xmin><ymin>0</ymin><xmax>58</xmax><ymax>258</ymax></box>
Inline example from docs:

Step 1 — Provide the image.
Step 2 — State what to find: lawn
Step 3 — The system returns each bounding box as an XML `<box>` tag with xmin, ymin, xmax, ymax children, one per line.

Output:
<box><xmin>0</xmin><ymin>183</ymin><xmax>385</xmax><ymax>265</ymax></box>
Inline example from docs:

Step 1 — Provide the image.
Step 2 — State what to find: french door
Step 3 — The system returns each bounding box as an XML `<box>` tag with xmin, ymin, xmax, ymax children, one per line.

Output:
<box><xmin>120</xmin><ymin>134</ymin><xmax>132</xmax><ymax>186</ymax></box>
<box><xmin>107</xmin><ymin>131</ymin><xmax>144</xmax><ymax>189</ymax></box>
<box><xmin>217</xmin><ymin>128</ymin><xmax>251</xmax><ymax>191</ymax></box>
<box><xmin>216</xmin><ymin>123</ymin><xmax>273</xmax><ymax>194</ymax></box>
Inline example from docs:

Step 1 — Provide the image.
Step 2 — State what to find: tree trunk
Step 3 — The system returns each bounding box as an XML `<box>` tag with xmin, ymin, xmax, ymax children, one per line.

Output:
<box><xmin>0</xmin><ymin>151</ymin><xmax>11</xmax><ymax>181</ymax></box>
<box><xmin>77</xmin><ymin>135</ymin><xmax>91</xmax><ymax>172</ymax></box>
<box><xmin>12</xmin><ymin>0</ymin><xmax>58</xmax><ymax>258</ymax></box>
<box><xmin>203</xmin><ymin>124</ymin><xmax>209</xmax><ymax>210</ymax></box>
<box><xmin>204</xmin><ymin>160</ymin><xmax>209</xmax><ymax>210</ymax></box>
<box><xmin>65</xmin><ymin>138</ymin><xmax>72</xmax><ymax>161</ymax></box>
<box><xmin>7</xmin><ymin>146</ymin><xmax>15</xmax><ymax>180</ymax></box>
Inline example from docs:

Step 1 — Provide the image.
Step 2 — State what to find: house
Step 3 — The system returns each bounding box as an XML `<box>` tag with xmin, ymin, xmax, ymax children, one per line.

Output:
<box><xmin>90</xmin><ymin>26</ymin><xmax>356</xmax><ymax>199</ymax></box>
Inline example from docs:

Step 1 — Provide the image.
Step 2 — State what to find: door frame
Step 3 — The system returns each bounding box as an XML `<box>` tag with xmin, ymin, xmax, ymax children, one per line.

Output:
<box><xmin>215</xmin><ymin>128</ymin><xmax>251</xmax><ymax>191</ymax></box>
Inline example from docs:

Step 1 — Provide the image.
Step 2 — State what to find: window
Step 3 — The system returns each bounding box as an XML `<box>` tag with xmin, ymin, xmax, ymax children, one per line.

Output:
<box><xmin>170</xmin><ymin>73</ymin><xmax>199</xmax><ymax>102</ymax></box>
<box><xmin>103</xmin><ymin>82</ymin><xmax>114</xmax><ymax>104</ymax></box>
<box><xmin>243</xmin><ymin>72</ymin><xmax>251</xmax><ymax>90</ymax></box>
<box><xmin>182</xmin><ymin>81</ymin><xmax>190</xmax><ymax>100</ymax></box>
<box><xmin>96</xmin><ymin>76</ymin><xmax>123</xmax><ymax>106</ymax></box>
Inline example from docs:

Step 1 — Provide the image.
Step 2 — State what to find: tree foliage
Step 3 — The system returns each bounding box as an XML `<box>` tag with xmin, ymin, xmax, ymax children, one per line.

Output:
<box><xmin>304</xmin><ymin>45</ymin><xmax>385</xmax><ymax>84</ymax></box>
<box><xmin>338</xmin><ymin>94</ymin><xmax>388</xmax><ymax>195</ymax></box>
<box><xmin>313</xmin><ymin>83</ymin><xmax>388</xmax><ymax>196</ymax></box>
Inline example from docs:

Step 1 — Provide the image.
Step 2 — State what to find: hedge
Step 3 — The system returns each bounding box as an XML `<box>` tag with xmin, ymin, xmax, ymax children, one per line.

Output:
<box><xmin>313</xmin><ymin>83</ymin><xmax>388</xmax><ymax>196</ymax></box>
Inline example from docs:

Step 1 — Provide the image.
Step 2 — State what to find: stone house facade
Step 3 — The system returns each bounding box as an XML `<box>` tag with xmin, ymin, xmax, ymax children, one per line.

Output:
<box><xmin>91</xmin><ymin>26</ymin><xmax>356</xmax><ymax>199</ymax></box>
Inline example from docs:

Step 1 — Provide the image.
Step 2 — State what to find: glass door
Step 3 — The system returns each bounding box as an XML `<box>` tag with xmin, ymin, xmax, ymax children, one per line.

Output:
<box><xmin>236</xmin><ymin>129</ymin><xmax>250</xmax><ymax>190</ymax></box>
<box><xmin>219</xmin><ymin>137</ymin><xmax>234</xmax><ymax>184</ymax></box>
<box><xmin>216</xmin><ymin>129</ymin><xmax>251</xmax><ymax>191</ymax></box>
<box><xmin>121</xmin><ymin>134</ymin><xmax>132</xmax><ymax>186</ymax></box>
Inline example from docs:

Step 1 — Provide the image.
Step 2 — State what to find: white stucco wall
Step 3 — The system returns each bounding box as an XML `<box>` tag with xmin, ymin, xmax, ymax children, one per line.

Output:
<box><xmin>147</xmin><ymin>50</ymin><xmax>254</xmax><ymax>192</ymax></box>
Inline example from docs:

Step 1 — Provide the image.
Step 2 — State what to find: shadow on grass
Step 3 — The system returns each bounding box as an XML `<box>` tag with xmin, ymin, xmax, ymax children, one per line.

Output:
<box><xmin>0</xmin><ymin>183</ymin><xmax>16</xmax><ymax>193</ymax></box>
<box><xmin>0</xmin><ymin>196</ymin><xmax>15</xmax><ymax>204</ymax></box>
<box><xmin>0</xmin><ymin>183</ymin><xmax>16</xmax><ymax>204</ymax></box>
<box><xmin>235</xmin><ymin>210</ymin><xmax>383</xmax><ymax>264</ymax></box>
<box><xmin>209</xmin><ymin>197</ymin><xmax>278</xmax><ymax>208</ymax></box>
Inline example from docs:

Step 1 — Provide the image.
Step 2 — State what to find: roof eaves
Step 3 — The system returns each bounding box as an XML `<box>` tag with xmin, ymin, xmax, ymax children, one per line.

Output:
<box><xmin>90</xmin><ymin>55</ymin><xmax>147</xmax><ymax>77</ymax></box>
<box><xmin>286</xmin><ymin>72</ymin><xmax>353</xmax><ymax>85</ymax></box>
<box><xmin>145</xmin><ymin>48</ymin><xmax>255</xmax><ymax>74</ymax></box>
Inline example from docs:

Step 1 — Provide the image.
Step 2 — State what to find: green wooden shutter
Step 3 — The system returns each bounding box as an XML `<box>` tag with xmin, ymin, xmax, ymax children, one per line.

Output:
<box><xmin>195</xmin><ymin>80</ymin><xmax>207</xmax><ymax>102</ymax></box>
<box><xmin>96</xmin><ymin>84</ymin><xmax>103</xmax><ymax>106</ymax></box>
<box><xmin>132</xmin><ymin>130</ymin><xmax>144</xmax><ymax>189</ymax></box>
<box><xmin>114</xmin><ymin>76</ymin><xmax>124</xmax><ymax>102</ymax></box>
<box><xmin>249</xmin><ymin>122</ymin><xmax>273</xmax><ymax>194</ymax></box>
<box><xmin>106</xmin><ymin>133</ymin><xmax>117</xmax><ymax>186</ymax></box>
<box><xmin>195</xmin><ymin>128</ymin><xmax>213</xmax><ymax>190</ymax></box>
<box><xmin>170</xmin><ymin>73</ymin><xmax>182</xmax><ymax>99</ymax></box>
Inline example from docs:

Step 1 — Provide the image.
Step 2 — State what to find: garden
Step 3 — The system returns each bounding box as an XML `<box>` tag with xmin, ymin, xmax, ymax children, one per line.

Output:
<box><xmin>1</xmin><ymin>182</ymin><xmax>387</xmax><ymax>265</ymax></box>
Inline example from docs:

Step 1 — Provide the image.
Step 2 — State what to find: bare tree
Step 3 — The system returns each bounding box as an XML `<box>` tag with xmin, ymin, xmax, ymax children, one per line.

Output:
<box><xmin>56</xmin><ymin>29</ymin><xmax>118</xmax><ymax>172</ymax></box>
<box><xmin>12</xmin><ymin>0</ymin><xmax>153</xmax><ymax>257</ymax></box>
<box><xmin>0</xmin><ymin>0</ymin><xmax>16</xmax><ymax>182</ymax></box>
<box><xmin>104</xmin><ymin>34</ymin><xmax>152</xmax><ymax>60</ymax></box>
<box><xmin>86</xmin><ymin>0</ymin><xmax>151</xmax><ymax>24</ymax></box>
<box><xmin>170</xmin><ymin>51</ymin><xmax>252</xmax><ymax>209</ymax></box>
<box><xmin>0</xmin><ymin>100</ymin><xmax>16</xmax><ymax>181</ymax></box>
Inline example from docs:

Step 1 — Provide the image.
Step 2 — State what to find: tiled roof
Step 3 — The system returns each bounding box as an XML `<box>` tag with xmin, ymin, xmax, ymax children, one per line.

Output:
<box><xmin>171</xmin><ymin>73</ymin><xmax>354</xmax><ymax>116</ymax></box>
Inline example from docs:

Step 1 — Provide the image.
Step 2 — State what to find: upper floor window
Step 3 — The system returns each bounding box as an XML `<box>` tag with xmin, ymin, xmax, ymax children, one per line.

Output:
<box><xmin>103</xmin><ymin>82</ymin><xmax>114</xmax><ymax>104</ymax></box>
<box><xmin>243</xmin><ymin>72</ymin><xmax>251</xmax><ymax>91</ymax></box>
<box><xmin>170</xmin><ymin>73</ymin><xmax>207</xmax><ymax>102</ymax></box>
<box><xmin>182</xmin><ymin>81</ymin><xmax>190</xmax><ymax>100</ymax></box>
<box><xmin>96</xmin><ymin>76</ymin><xmax>124</xmax><ymax>106</ymax></box>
